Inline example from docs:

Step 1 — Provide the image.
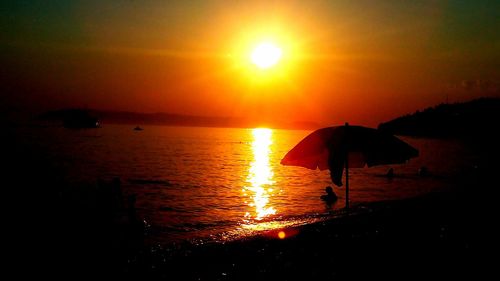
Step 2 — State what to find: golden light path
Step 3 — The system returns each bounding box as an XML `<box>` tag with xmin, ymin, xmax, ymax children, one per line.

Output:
<box><xmin>244</xmin><ymin>128</ymin><xmax>276</xmax><ymax>220</ymax></box>
<box><xmin>234</xmin><ymin>128</ymin><xmax>318</xmax><ymax>237</ymax></box>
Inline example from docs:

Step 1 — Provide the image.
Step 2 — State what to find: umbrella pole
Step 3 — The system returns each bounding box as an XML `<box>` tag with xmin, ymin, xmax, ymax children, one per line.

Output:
<box><xmin>345</xmin><ymin>122</ymin><xmax>349</xmax><ymax>210</ymax></box>
<box><xmin>345</xmin><ymin>149</ymin><xmax>349</xmax><ymax>210</ymax></box>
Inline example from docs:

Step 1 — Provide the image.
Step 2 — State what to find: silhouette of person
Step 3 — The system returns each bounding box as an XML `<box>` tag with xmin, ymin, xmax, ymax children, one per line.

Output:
<box><xmin>418</xmin><ymin>166</ymin><xmax>429</xmax><ymax>177</ymax></box>
<box><xmin>386</xmin><ymin>168</ymin><xmax>394</xmax><ymax>178</ymax></box>
<box><xmin>321</xmin><ymin>186</ymin><xmax>338</xmax><ymax>203</ymax></box>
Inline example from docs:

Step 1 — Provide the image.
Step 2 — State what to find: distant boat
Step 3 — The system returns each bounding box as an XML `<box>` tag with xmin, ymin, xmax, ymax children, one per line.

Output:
<box><xmin>133</xmin><ymin>126</ymin><xmax>144</xmax><ymax>131</ymax></box>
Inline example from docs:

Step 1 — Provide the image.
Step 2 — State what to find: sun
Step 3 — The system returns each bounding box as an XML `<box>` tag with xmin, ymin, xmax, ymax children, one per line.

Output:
<box><xmin>251</xmin><ymin>42</ymin><xmax>282</xmax><ymax>69</ymax></box>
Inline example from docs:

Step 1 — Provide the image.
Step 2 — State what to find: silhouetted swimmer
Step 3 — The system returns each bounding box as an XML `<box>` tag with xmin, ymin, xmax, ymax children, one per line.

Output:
<box><xmin>386</xmin><ymin>168</ymin><xmax>394</xmax><ymax>178</ymax></box>
<box><xmin>418</xmin><ymin>166</ymin><xmax>429</xmax><ymax>177</ymax></box>
<box><xmin>320</xmin><ymin>186</ymin><xmax>338</xmax><ymax>203</ymax></box>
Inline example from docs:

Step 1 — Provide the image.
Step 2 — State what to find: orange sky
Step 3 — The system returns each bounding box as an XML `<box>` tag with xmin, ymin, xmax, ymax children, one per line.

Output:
<box><xmin>1</xmin><ymin>1</ymin><xmax>499</xmax><ymax>127</ymax></box>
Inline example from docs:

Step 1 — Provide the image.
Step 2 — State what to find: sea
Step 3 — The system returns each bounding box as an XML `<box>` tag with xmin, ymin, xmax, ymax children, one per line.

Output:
<box><xmin>12</xmin><ymin>124</ymin><xmax>478</xmax><ymax>245</ymax></box>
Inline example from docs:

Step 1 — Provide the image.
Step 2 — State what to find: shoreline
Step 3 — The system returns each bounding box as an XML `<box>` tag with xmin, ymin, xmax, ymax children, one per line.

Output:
<box><xmin>113</xmin><ymin>186</ymin><xmax>491</xmax><ymax>280</ymax></box>
<box><xmin>10</xmin><ymin>171</ymin><xmax>494</xmax><ymax>280</ymax></box>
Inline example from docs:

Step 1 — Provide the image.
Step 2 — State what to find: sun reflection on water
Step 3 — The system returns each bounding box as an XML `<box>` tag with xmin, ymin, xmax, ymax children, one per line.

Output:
<box><xmin>244</xmin><ymin>128</ymin><xmax>276</xmax><ymax>221</ymax></box>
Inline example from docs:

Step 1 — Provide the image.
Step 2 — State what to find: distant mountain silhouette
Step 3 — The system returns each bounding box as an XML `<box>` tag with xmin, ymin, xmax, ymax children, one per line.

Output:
<box><xmin>39</xmin><ymin>109</ymin><xmax>100</xmax><ymax>128</ymax></box>
<box><xmin>39</xmin><ymin>109</ymin><xmax>319</xmax><ymax>130</ymax></box>
<box><xmin>378</xmin><ymin>98</ymin><xmax>500</xmax><ymax>138</ymax></box>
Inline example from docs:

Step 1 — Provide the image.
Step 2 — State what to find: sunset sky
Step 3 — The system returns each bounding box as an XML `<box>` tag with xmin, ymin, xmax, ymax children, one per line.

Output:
<box><xmin>1</xmin><ymin>0</ymin><xmax>499</xmax><ymax>127</ymax></box>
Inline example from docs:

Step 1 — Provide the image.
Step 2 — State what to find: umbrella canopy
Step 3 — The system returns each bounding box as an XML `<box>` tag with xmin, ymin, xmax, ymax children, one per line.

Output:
<box><xmin>280</xmin><ymin>124</ymin><xmax>419</xmax><ymax>208</ymax></box>
<box><xmin>281</xmin><ymin>125</ymin><xmax>418</xmax><ymax>170</ymax></box>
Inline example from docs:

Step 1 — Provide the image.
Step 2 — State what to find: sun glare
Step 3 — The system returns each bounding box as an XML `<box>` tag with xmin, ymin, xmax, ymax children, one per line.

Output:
<box><xmin>251</xmin><ymin>42</ymin><xmax>282</xmax><ymax>69</ymax></box>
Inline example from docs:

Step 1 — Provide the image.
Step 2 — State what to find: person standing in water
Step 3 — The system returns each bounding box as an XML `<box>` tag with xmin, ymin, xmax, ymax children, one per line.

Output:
<box><xmin>320</xmin><ymin>186</ymin><xmax>338</xmax><ymax>203</ymax></box>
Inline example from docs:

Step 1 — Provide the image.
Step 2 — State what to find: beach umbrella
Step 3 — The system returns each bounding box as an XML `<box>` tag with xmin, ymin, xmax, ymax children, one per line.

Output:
<box><xmin>280</xmin><ymin>123</ymin><xmax>418</xmax><ymax>209</ymax></box>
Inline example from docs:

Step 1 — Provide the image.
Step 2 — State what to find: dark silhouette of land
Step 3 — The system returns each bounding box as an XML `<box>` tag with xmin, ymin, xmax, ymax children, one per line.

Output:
<box><xmin>378</xmin><ymin>97</ymin><xmax>500</xmax><ymax>138</ymax></box>
<box><xmin>43</xmin><ymin>109</ymin><xmax>100</xmax><ymax>128</ymax></box>
<box><xmin>38</xmin><ymin>108</ymin><xmax>319</xmax><ymax>130</ymax></box>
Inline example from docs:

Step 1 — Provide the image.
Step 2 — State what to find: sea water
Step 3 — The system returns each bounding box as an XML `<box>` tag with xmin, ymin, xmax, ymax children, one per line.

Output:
<box><xmin>13</xmin><ymin>124</ymin><xmax>476</xmax><ymax>244</ymax></box>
